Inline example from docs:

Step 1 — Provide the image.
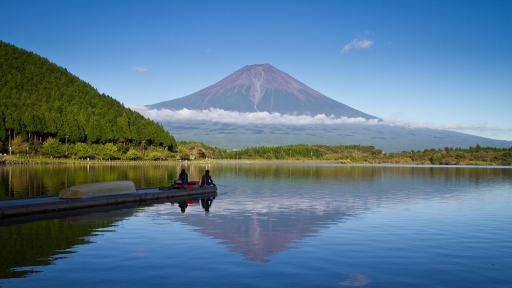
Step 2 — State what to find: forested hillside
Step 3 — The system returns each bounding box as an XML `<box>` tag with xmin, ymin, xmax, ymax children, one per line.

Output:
<box><xmin>0</xmin><ymin>41</ymin><xmax>176</xmax><ymax>153</ymax></box>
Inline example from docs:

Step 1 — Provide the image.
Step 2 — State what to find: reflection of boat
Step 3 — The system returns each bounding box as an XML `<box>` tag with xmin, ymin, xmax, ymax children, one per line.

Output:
<box><xmin>0</xmin><ymin>181</ymin><xmax>217</xmax><ymax>219</ymax></box>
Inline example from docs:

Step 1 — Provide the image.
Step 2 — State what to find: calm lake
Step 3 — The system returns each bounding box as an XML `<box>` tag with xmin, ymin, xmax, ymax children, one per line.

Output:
<box><xmin>1</xmin><ymin>163</ymin><xmax>511</xmax><ymax>287</ymax></box>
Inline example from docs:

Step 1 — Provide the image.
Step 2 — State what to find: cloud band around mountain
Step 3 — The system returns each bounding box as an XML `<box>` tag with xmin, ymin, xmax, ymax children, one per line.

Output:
<box><xmin>130</xmin><ymin>106</ymin><xmax>377</xmax><ymax>125</ymax></box>
<box><xmin>128</xmin><ymin>105</ymin><xmax>511</xmax><ymax>140</ymax></box>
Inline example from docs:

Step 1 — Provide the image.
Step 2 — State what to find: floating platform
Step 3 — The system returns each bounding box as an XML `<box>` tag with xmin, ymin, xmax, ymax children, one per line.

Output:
<box><xmin>0</xmin><ymin>181</ymin><xmax>217</xmax><ymax>219</ymax></box>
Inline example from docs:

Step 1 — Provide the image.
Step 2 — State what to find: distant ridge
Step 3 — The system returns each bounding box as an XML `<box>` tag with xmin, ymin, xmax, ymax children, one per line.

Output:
<box><xmin>161</xmin><ymin>120</ymin><xmax>512</xmax><ymax>153</ymax></box>
<box><xmin>148</xmin><ymin>63</ymin><xmax>380</xmax><ymax>120</ymax></box>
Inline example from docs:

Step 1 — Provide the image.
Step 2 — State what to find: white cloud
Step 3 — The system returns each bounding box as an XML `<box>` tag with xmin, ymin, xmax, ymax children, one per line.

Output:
<box><xmin>341</xmin><ymin>39</ymin><xmax>374</xmax><ymax>53</ymax></box>
<box><xmin>126</xmin><ymin>106</ymin><xmax>512</xmax><ymax>141</ymax></box>
<box><xmin>128</xmin><ymin>106</ymin><xmax>373</xmax><ymax>125</ymax></box>
<box><xmin>132</xmin><ymin>66</ymin><xmax>148</xmax><ymax>73</ymax></box>
<box><xmin>376</xmin><ymin>118</ymin><xmax>512</xmax><ymax>140</ymax></box>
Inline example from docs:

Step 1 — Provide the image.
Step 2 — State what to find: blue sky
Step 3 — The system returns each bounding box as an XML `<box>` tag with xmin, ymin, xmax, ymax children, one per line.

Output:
<box><xmin>1</xmin><ymin>0</ymin><xmax>511</xmax><ymax>140</ymax></box>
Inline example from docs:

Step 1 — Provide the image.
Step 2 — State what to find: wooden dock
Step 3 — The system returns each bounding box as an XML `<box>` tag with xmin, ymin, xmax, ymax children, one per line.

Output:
<box><xmin>0</xmin><ymin>186</ymin><xmax>217</xmax><ymax>219</ymax></box>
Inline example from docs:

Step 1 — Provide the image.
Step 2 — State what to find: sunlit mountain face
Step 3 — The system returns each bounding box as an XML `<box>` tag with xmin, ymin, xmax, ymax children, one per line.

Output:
<box><xmin>148</xmin><ymin>63</ymin><xmax>380</xmax><ymax>120</ymax></box>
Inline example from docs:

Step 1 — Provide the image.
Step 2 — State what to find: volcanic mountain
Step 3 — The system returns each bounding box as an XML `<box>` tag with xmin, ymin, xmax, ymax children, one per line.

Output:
<box><xmin>147</xmin><ymin>63</ymin><xmax>380</xmax><ymax>120</ymax></box>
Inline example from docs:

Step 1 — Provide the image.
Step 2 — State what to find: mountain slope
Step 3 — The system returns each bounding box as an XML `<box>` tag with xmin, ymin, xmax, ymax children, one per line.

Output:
<box><xmin>148</xmin><ymin>63</ymin><xmax>380</xmax><ymax>120</ymax></box>
<box><xmin>161</xmin><ymin>119</ymin><xmax>512</xmax><ymax>153</ymax></box>
<box><xmin>0</xmin><ymin>41</ymin><xmax>176</xmax><ymax>149</ymax></box>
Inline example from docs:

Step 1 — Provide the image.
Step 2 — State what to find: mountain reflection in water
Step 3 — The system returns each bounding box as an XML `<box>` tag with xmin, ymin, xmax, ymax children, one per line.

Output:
<box><xmin>143</xmin><ymin>165</ymin><xmax>512</xmax><ymax>263</ymax></box>
<box><xmin>1</xmin><ymin>164</ymin><xmax>510</xmax><ymax>284</ymax></box>
<box><xmin>165</xmin><ymin>192</ymin><xmax>359</xmax><ymax>263</ymax></box>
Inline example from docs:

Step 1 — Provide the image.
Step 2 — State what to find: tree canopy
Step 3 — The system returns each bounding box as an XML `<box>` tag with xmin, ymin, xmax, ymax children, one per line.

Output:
<box><xmin>0</xmin><ymin>40</ymin><xmax>176</xmax><ymax>152</ymax></box>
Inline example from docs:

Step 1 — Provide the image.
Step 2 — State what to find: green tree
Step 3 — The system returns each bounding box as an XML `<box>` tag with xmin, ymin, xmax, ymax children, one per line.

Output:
<box><xmin>74</xmin><ymin>142</ymin><xmax>91</xmax><ymax>159</ymax></box>
<box><xmin>148</xmin><ymin>152</ymin><xmax>163</xmax><ymax>160</ymax></box>
<box><xmin>103</xmin><ymin>143</ymin><xmax>118</xmax><ymax>160</ymax></box>
<box><xmin>10</xmin><ymin>135</ymin><xmax>27</xmax><ymax>154</ymax></box>
<box><xmin>116</xmin><ymin>143</ymin><xmax>129</xmax><ymax>155</ymax></box>
<box><xmin>42</xmin><ymin>137</ymin><xmax>64</xmax><ymax>158</ymax></box>
<box><xmin>117</xmin><ymin>113</ymin><xmax>131</xmax><ymax>142</ymax></box>
<box><xmin>178</xmin><ymin>151</ymin><xmax>191</xmax><ymax>160</ymax></box>
<box><xmin>125</xmin><ymin>149</ymin><xmax>141</xmax><ymax>160</ymax></box>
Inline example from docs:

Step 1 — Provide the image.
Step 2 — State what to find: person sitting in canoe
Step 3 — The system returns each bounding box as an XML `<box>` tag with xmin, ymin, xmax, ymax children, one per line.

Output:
<box><xmin>200</xmin><ymin>170</ymin><xmax>215</xmax><ymax>187</ymax></box>
<box><xmin>179</xmin><ymin>168</ymin><xmax>188</xmax><ymax>184</ymax></box>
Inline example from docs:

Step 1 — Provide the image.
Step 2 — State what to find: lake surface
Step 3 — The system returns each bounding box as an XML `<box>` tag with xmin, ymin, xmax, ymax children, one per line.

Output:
<box><xmin>1</xmin><ymin>164</ymin><xmax>511</xmax><ymax>287</ymax></box>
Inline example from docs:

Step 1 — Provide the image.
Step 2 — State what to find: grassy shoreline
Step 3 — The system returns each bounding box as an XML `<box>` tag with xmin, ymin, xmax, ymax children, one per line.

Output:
<box><xmin>1</xmin><ymin>155</ymin><xmax>509</xmax><ymax>166</ymax></box>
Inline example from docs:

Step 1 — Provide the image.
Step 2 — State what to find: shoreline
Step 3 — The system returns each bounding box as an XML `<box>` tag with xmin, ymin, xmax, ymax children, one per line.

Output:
<box><xmin>0</xmin><ymin>156</ymin><xmax>508</xmax><ymax>167</ymax></box>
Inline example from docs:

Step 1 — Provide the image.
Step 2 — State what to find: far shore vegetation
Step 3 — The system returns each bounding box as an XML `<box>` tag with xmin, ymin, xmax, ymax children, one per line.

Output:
<box><xmin>1</xmin><ymin>139</ymin><xmax>511</xmax><ymax>166</ymax></box>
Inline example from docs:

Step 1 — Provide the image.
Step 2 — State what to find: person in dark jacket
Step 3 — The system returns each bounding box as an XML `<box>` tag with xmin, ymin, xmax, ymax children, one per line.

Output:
<box><xmin>200</xmin><ymin>170</ymin><xmax>215</xmax><ymax>187</ymax></box>
<box><xmin>178</xmin><ymin>168</ymin><xmax>188</xmax><ymax>184</ymax></box>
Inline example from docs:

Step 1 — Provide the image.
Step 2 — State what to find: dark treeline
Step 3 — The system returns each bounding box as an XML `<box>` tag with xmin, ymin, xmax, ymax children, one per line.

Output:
<box><xmin>0</xmin><ymin>41</ymin><xmax>176</xmax><ymax>154</ymax></box>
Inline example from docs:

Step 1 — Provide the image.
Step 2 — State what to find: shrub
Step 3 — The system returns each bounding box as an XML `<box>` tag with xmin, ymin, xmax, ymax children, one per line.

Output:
<box><xmin>103</xmin><ymin>143</ymin><xmax>119</xmax><ymax>160</ymax></box>
<box><xmin>43</xmin><ymin>138</ymin><xmax>64</xmax><ymax>158</ymax></box>
<box><xmin>74</xmin><ymin>143</ymin><xmax>91</xmax><ymax>159</ymax></box>
<box><xmin>125</xmin><ymin>149</ymin><xmax>141</xmax><ymax>160</ymax></box>
<box><xmin>148</xmin><ymin>152</ymin><xmax>163</xmax><ymax>160</ymax></box>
